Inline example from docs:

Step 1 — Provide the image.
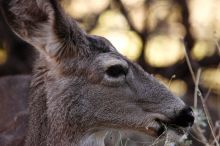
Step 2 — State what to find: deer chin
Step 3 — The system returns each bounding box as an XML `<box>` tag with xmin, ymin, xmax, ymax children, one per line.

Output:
<box><xmin>85</xmin><ymin>127</ymin><xmax>185</xmax><ymax>146</ymax></box>
<box><xmin>143</xmin><ymin>114</ymin><xmax>187</xmax><ymax>139</ymax></box>
<box><xmin>84</xmin><ymin>120</ymin><xmax>186</xmax><ymax>146</ymax></box>
<box><xmin>144</xmin><ymin>121</ymin><xmax>165</xmax><ymax>137</ymax></box>
<box><xmin>86</xmin><ymin>114</ymin><xmax>185</xmax><ymax>141</ymax></box>
<box><xmin>144</xmin><ymin>119</ymin><xmax>187</xmax><ymax>139</ymax></box>
<box><xmin>142</xmin><ymin>113</ymin><xmax>170</xmax><ymax>137</ymax></box>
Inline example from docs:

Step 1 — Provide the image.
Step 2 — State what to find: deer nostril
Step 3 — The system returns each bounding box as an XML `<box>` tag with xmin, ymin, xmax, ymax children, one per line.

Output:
<box><xmin>173</xmin><ymin>107</ymin><xmax>195</xmax><ymax>127</ymax></box>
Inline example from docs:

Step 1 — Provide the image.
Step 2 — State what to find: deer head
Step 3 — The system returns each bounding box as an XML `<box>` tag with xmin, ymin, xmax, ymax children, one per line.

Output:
<box><xmin>1</xmin><ymin>0</ymin><xmax>194</xmax><ymax>145</ymax></box>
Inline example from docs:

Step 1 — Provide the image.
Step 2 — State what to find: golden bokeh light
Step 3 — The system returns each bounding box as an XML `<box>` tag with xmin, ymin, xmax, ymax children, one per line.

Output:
<box><xmin>121</xmin><ymin>0</ymin><xmax>145</xmax><ymax>8</ymax></box>
<box><xmin>201</xmin><ymin>68</ymin><xmax>220</xmax><ymax>94</ymax></box>
<box><xmin>169</xmin><ymin>80</ymin><xmax>188</xmax><ymax>97</ymax></box>
<box><xmin>91</xmin><ymin>29</ymin><xmax>142</xmax><ymax>61</ymax></box>
<box><xmin>155</xmin><ymin>74</ymin><xmax>187</xmax><ymax>97</ymax></box>
<box><xmin>214</xmin><ymin>0</ymin><xmax>220</xmax><ymax>38</ymax></box>
<box><xmin>147</xmin><ymin>0</ymin><xmax>172</xmax><ymax>31</ymax></box>
<box><xmin>91</xmin><ymin>10</ymin><xmax>142</xmax><ymax>60</ymax></box>
<box><xmin>97</xmin><ymin>10</ymin><xmax>129</xmax><ymax>29</ymax></box>
<box><xmin>0</xmin><ymin>48</ymin><xmax>7</xmax><ymax>64</ymax></box>
<box><xmin>128</xmin><ymin>5</ymin><xmax>146</xmax><ymax>32</ymax></box>
<box><xmin>63</xmin><ymin>0</ymin><xmax>109</xmax><ymax>18</ymax></box>
<box><xmin>191</xmin><ymin>41</ymin><xmax>216</xmax><ymax>60</ymax></box>
<box><xmin>189</xmin><ymin>0</ymin><xmax>216</xmax><ymax>39</ymax></box>
<box><xmin>121</xmin><ymin>0</ymin><xmax>146</xmax><ymax>31</ymax></box>
<box><xmin>145</xmin><ymin>35</ymin><xmax>184</xmax><ymax>67</ymax></box>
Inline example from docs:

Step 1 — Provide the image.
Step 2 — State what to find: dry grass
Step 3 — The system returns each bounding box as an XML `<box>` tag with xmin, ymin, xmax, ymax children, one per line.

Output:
<box><xmin>182</xmin><ymin>41</ymin><xmax>220</xmax><ymax>146</ymax></box>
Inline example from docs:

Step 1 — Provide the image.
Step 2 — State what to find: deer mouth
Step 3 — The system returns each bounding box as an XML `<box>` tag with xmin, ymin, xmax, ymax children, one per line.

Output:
<box><xmin>88</xmin><ymin>114</ymin><xmax>188</xmax><ymax>143</ymax></box>
<box><xmin>141</xmin><ymin>113</ymin><xmax>187</xmax><ymax>139</ymax></box>
<box><xmin>144</xmin><ymin>119</ymin><xmax>186</xmax><ymax>140</ymax></box>
<box><xmin>144</xmin><ymin>121</ymin><xmax>165</xmax><ymax>137</ymax></box>
<box><xmin>87</xmin><ymin>119</ymin><xmax>187</xmax><ymax>145</ymax></box>
<box><xmin>141</xmin><ymin>113</ymin><xmax>170</xmax><ymax>137</ymax></box>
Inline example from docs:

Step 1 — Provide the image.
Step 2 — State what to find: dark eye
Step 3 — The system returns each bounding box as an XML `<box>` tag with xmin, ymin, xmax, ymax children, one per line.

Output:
<box><xmin>106</xmin><ymin>65</ymin><xmax>128</xmax><ymax>78</ymax></box>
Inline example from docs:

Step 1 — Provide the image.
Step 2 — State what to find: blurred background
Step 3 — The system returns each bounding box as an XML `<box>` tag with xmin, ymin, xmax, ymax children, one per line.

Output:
<box><xmin>0</xmin><ymin>0</ymin><xmax>219</xmax><ymax>145</ymax></box>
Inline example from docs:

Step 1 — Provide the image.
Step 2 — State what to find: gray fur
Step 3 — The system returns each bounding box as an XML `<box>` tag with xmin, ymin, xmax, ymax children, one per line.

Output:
<box><xmin>0</xmin><ymin>0</ymin><xmax>189</xmax><ymax>146</ymax></box>
<box><xmin>0</xmin><ymin>75</ymin><xmax>30</xmax><ymax>146</ymax></box>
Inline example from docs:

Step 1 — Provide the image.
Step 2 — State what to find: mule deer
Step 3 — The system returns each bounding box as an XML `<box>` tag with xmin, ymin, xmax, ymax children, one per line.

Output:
<box><xmin>0</xmin><ymin>0</ymin><xmax>194</xmax><ymax>145</ymax></box>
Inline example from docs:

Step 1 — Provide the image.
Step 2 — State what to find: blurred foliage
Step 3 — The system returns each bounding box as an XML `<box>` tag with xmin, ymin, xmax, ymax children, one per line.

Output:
<box><xmin>154</xmin><ymin>74</ymin><xmax>187</xmax><ymax>97</ymax></box>
<box><xmin>91</xmin><ymin>10</ymin><xmax>142</xmax><ymax>60</ymax></box>
<box><xmin>202</xmin><ymin>68</ymin><xmax>220</xmax><ymax>95</ymax></box>
<box><xmin>0</xmin><ymin>48</ymin><xmax>6</xmax><ymax>64</ymax></box>
<box><xmin>192</xmin><ymin>41</ymin><xmax>216</xmax><ymax>60</ymax></box>
<box><xmin>0</xmin><ymin>0</ymin><xmax>220</xmax><ymax>145</ymax></box>
<box><xmin>145</xmin><ymin>36</ymin><xmax>184</xmax><ymax>67</ymax></box>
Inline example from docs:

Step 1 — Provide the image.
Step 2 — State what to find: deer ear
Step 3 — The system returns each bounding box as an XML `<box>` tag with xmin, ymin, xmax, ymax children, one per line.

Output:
<box><xmin>1</xmin><ymin>0</ymin><xmax>89</xmax><ymax>60</ymax></box>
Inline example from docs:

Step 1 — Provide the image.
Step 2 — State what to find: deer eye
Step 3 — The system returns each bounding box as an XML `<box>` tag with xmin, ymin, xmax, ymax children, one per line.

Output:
<box><xmin>106</xmin><ymin>65</ymin><xmax>128</xmax><ymax>78</ymax></box>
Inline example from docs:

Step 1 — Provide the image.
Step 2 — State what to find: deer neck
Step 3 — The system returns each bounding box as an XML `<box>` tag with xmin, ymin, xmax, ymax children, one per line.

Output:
<box><xmin>25</xmin><ymin>56</ymin><xmax>49</xmax><ymax>146</ymax></box>
<box><xmin>26</xmin><ymin>56</ymin><xmax>102</xmax><ymax>146</ymax></box>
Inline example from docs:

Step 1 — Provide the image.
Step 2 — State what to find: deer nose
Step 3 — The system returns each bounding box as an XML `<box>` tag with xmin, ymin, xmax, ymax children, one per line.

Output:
<box><xmin>173</xmin><ymin>107</ymin><xmax>194</xmax><ymax>127</ymax></box>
